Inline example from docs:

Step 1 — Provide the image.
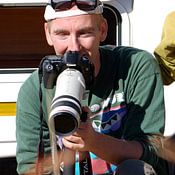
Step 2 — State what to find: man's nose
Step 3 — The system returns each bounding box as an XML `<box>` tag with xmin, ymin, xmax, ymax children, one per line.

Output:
<box><xmin>68</xmin><ymin>35</ymin><xmax>81</xmax><ymax>51</ymax></box>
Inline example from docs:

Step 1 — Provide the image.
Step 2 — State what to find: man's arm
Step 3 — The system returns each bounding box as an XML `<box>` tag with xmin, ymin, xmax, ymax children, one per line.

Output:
<box><xmin>62</xmin><ymin>117</ymin><xmax>143</xmax><ymax>165</ymax></box>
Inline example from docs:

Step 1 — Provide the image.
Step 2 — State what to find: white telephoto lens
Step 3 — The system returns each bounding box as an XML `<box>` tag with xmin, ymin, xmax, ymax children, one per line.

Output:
<box><xmin>49</xmin><ymin>68</ymin><xmax>86</xmax><ymax>136</ymax></box>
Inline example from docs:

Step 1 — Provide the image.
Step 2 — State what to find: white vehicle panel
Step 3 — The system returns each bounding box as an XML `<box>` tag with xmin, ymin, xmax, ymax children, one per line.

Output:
<box><xmin>0</xmin><ymin>142</ymin><xmax>17</xmax><ymax>158</ymax></box>
<box><xmin>0</xmin><ymin>70</ymin><xmax>34</xmax><ymax>157</ymax></box>
<box><xmin>0</xmin><ymin>117</ymin><xmax>16</xmax><ymax>142</ymax></box>
<box><xmin>0</xmin><ymin>73</ymin><xmax>31</xmax><ymax>102</ymax></box>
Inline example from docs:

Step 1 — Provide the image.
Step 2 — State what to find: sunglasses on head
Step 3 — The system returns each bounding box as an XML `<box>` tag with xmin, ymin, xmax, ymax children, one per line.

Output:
<box><xmin>50</xmin><ymin>0</ymin><xmax>99</xmax><ymax>11</ymax></box>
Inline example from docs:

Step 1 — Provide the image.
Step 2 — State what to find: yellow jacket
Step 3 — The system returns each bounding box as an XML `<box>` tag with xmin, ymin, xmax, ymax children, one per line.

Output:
<box><xmin>154</xmin><ymin>11</ymin><xmax>175</xmax><ymax>85</ymax></box>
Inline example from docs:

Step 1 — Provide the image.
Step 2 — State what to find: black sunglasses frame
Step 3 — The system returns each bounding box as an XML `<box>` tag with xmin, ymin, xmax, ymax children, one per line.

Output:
<box><xmin>50</xmin><ymin>0</ymin><xmax>98</xmax><ymax>11</ymax></box>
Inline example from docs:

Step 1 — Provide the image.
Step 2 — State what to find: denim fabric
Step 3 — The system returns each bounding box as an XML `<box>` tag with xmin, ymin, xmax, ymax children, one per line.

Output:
<box><xmin>115</xmin><ymin>159</ymin><xmax>157</xmax><ymax>175</ymax></box>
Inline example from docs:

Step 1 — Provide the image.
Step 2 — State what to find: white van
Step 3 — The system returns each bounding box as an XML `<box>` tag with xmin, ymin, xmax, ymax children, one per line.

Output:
<box><xmin>0</xmin><ymin>0</ymin><xmax>175</xmax><ymax>174</ymax></box>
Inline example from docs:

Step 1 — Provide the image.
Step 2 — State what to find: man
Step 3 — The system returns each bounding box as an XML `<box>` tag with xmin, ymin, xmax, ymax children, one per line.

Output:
<box><xmin>16</xmin><ymin>0</ymin><xmax>169</xmax><ymax>174</ymax></box>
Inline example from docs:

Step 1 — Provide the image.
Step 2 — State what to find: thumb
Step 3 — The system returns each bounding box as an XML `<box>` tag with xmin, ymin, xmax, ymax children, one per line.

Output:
<box><xmin>81</xmin><ymin>106</ymin><xmax>91</xmax><ymax>122</ymax></box>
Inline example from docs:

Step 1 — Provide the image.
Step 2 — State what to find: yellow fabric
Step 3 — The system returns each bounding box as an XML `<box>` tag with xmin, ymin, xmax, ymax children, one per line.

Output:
<box><xmin>154</xmin><ymin>11</ymin><xmax>175</xmax><ymax>85</ymax></box>
<box><xmin>0</xmin><ymin>102</ymin><xmax>16</xmax><ymax>116</ymax></box>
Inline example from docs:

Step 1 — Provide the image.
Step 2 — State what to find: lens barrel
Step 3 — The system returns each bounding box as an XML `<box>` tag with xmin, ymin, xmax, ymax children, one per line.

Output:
<box><xmin>49</xmin><ymin>68</ymin><xmax>85</xmax><ymax>136</ymax></box>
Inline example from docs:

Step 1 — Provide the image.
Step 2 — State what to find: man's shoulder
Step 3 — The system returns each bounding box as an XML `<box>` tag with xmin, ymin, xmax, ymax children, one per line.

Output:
<box><xmin>20</xmin><ymin>69</ymin><xmax>39</xmax><ymax>92</ymax></box>
<box><xmin>100</xmin><ymin>45</ymin><xmax>160</xmax><ymax>79</ymax></box>
<box><xmin>100</xmin><ymin>45</ymin><xmax>154</xmax><ymax>62</ymax></box>
<box><xmin>25</xmin><ymin>69</ymin><xmax>38</xmax><ymax>84</ymax></box>
<box><xmin>100</xmin><ymin>45</ymin><xmax>147</xmax><ymax>55</ymax></box>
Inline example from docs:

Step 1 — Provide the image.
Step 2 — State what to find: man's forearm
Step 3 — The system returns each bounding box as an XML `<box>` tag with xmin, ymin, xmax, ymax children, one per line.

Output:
<box><xmin>88</xmin><ymin>131</ymin><xmax>143</xmax><ymax>165</ymax></box>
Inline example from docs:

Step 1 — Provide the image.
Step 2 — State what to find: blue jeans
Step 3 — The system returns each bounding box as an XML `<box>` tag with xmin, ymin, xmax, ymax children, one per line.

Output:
<box><xmin>114</xmin><ymin>159</ymin><xmax>157</xmax><ymax>175</ymax></box>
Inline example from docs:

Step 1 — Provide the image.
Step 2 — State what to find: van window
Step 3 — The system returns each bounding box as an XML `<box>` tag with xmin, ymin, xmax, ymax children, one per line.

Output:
<box><xmin>0</xmin><ymin>5</ymin><xmax>121</xmax><ymax>68</ymax></box>
<box><xmin>0</xmin><ymin>7</ymin><xmax>54</xmax><ymax>68</ymax></box>
<box><xmin>102</xmin><ymin>4</ymin><xmax>122</xmax><ymax>46</ymax></box>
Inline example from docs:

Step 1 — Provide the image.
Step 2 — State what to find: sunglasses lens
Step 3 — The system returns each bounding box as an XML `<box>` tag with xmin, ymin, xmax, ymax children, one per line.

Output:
<box><xmin>51</xmin><ymin>0</ymin><xmax>97</xmax><ymax>11</ymax></box>
<box><xmin>76</xmin><ymin>0</ymin><xmax>96</xmax><ymax>10</ymax></box>
<box><xmin>52</xmin><ymin>0</ymin><xmax>72</xmax><ymax>11</ymax></box>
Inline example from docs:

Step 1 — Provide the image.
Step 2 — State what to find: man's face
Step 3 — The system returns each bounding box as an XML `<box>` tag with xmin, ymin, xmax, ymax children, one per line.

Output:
<box><xmin>44</xmin><ymin>14</ymin><xmax>107</xmax><ymax>75</ymax></box>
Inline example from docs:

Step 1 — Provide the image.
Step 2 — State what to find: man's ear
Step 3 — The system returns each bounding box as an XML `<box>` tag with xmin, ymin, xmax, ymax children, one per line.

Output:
<box><xmin>44</xmin><ymin>22</ymin><xmax>53</xmax><ymax>46</ymax></box>
<box><xmin>100</xmin><ymin>18</ymin><xmax>108</xmax><ymax>42</ymax></box>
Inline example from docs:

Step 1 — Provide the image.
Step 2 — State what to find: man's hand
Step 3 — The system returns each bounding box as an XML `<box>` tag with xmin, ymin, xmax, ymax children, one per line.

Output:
<box><xmin>62</xmin><ymin>106</ymin><xmax>96</xmax><ymax>152</ymax></box>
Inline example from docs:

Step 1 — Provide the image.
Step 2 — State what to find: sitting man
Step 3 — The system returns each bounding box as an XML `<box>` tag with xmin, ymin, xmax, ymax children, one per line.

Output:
<box><xmin>16</xmin><ymin>0</ymin><xmax>169</xmax><ymax>174</ymax></box>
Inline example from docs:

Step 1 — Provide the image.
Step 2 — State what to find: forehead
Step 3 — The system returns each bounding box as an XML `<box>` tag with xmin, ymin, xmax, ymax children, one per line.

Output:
<box><xmin>48</xmin><ymin>14</ymin><xmax>99</xmax><ymax>29</ymax></box>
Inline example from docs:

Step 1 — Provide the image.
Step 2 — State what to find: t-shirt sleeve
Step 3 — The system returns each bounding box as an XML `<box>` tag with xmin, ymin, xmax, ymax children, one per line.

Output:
<box><xmin>123</xmin><ymin>51</ymin><xmax>165</xmax><ymax>167</ymax></box>
<box><xmin>16</xmin><ymin>71</ymin><xmax>51</xmax><ymax>174</ymax></box>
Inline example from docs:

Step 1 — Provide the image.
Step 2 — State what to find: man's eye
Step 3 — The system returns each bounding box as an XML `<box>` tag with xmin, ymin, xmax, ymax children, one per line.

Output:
<box><xmin>55</xmin><ymin>32</ymin><xmax>69</xmax><ymax>39</ymax></box>
<box><xmin>80</xmin><ymin>31</ymin><xmax>94</xmax><ymax>37</ymax></box>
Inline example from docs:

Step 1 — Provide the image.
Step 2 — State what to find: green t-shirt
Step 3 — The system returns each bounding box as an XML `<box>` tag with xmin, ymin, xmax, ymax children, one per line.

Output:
<box><xmin>16</xmin><ymin>46</ymin><xmax>168</xmax><ymax>175</ymax></box>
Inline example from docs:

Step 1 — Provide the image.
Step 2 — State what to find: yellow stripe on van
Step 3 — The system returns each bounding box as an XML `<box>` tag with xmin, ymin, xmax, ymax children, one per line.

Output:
<box><xmin>0</xmin><ymin>102</ymin><xmax>16</xmax><ymax>116</ymax></box>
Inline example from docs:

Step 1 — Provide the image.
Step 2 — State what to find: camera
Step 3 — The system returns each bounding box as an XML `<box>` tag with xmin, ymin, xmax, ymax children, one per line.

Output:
<box><xmin>39</xmin><ymin>51</ymin><xmax>94</xmax><ymax>136</ymax></box>
<box><xmin>41</xmin><ymin>51</ymin><xmax>94</xmax><ymax>89</ymax></box>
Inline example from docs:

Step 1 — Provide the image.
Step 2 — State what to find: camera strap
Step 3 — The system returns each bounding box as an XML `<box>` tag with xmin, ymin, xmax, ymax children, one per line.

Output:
<box><xmin>35</xmin><ymin>68</ymin><xmax>45</xmax><ymax>175</ymax></box>
<box><xmin>79</xmin><ymin>151</ymin><xmax>93</xmax><ymax>175</ymax></box>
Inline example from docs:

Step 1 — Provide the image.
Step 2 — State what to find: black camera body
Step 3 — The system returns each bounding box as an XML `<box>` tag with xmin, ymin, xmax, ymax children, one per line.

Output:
<box><xmin>39</xmin><ymin>51</ymin><xmax>95</xmax><ymax>136</ymax></box>
<box><xmin>40</xmin><ymin>51</ymin><xmax>94</xmax><ymax>89</ymax></box>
